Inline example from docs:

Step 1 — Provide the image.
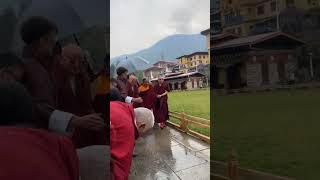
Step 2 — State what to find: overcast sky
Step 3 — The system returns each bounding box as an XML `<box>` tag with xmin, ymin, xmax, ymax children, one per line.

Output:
<box><xmin>110</xmin><ymin>0</ymin><xmax>210</xmax><ymax>58</ymax></box>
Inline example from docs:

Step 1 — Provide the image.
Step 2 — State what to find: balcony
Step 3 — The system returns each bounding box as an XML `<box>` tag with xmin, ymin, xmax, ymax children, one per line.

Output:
<box><xmin>224</xmin><ymin>15</ymin><xmax>244</xmax><ymax>26</ymax></box>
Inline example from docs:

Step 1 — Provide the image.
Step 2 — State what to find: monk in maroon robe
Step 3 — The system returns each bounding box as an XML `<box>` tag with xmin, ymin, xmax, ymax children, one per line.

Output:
<box><xmin>127</xmin><ymin>74</ymin><xmax>141</xmax><ymax>108</ymax></box>
<box><xmin>54</xmin><ymin>44</ymin><xmax>106</xmax><ymax>148</ymax></box>
<box><xmin>153</xmin><ymin>77</ymin><xmax>170</xmax><ymax>129</ymax></box>
<box><xmin>110</xmin><ymin>102</ymin><xmax>154</xmax><ymax>180</ymax></box>
<box><xmin>139</xmin><ymin>78</ymin><xmax>156</xmax><ymax>110</ymax></box>
<box><xmin>0</xmin><ymin>81</ymin><xmax>79</xmax><ymax>180</ymax></box>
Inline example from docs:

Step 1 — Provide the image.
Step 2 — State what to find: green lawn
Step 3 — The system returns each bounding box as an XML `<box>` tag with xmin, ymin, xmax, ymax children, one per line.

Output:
<box><xmin>213</xmin><ymin>89</ymin><xmax>320</xmax><ymax>180</ymax></box>
<box><xmin>168</xmin><ymin>89</ymin><xmax>210</xmax><ymax>136</ymax></box>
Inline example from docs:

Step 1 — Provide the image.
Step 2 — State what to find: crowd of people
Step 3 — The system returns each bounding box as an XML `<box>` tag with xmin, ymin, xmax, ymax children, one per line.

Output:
<box><xmin>0</xmin><ymin>16</ymin><xmax>111</xmax><ymax>179</ymax></box>
<box><xmin>110</xmin><ymin>66</ymin><xmax>171</xmax><ymax>179</ymax></box>
<box><xmin>111</xmin><ymin>67</ymin><xmax>170</xmax><ymax>128</ymax></box>
<box><xmin>0</xmin><ymin>15</ymin><xmax>169</xmax><ymax>180</ymax></box>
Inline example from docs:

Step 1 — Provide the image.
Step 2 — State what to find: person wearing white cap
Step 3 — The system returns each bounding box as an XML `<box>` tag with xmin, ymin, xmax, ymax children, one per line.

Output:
<box><xmin>110</xmin><ymin>101</ymin><xmax>154</xmax><ymax>180</ymax></box>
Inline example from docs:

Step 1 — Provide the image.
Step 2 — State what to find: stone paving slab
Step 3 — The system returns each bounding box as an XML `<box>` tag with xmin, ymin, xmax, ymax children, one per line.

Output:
<box><xmin>129</xmin><ymin>127</ymin><xmax>210</xmax><ymax>180</ymax></box>
<box><xmin>168</xmin><ymin>128</ymin><xmax>209</xmax><ymax>152</ymax></box>
<box><xmin>176</xmin><ymin>162</ymin><xmax>210</xmax><ymax>180</ymax></box>
<box><xmin>77</xmin><ymin>145</ymin><xmax>110</xmax><ymax>180</ymax></box>
<box><xmin>196</xmin><ymin>149</ymin><xmax>210</xmax><ymax>162</ymax></box>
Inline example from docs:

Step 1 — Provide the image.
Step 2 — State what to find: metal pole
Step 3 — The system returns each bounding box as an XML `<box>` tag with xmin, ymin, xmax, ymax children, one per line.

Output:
<box><xmin>276</xmin><ymin>0</ymin><xmax>280</xmax><ymax>31</ymax></box>
<box><xmin>310</xmin><ymin>53</ymin><xmax>314</xmax><ymax>79</ymax></box>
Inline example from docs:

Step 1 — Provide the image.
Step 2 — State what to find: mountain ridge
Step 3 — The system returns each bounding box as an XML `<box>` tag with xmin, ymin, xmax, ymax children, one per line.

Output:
<box><xmin>111</xmin><ymin>33</ymin><xmax>207</xmax><ymax>73</ymax></box>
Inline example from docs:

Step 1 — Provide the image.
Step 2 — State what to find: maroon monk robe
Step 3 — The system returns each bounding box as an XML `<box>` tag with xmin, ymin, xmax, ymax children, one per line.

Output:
<box><xmin>110</xmin><ymin>102</ymin><xmax>139</xmax><ymax>180</ymax></box>
<box><xmin>92</xmin><ymin>69</ymin><xmax>109</xmax><ymax>145</ymax></box>
<box><xmin>53</xmin><ymin>63</ymin><xmax>106</xmax><ymax>148</ymax></box>
<box><xmin>139</xmin><ymin>85</ymin><xmax>156</xmax><ymax>110</ymax></box>
<box><xmin>22</xmin><ymin>46</ymin><xmax>59</xmax><ymax>129</ymax></box>
<box><xmin>127</xmin><ymin>82</ymin><xmax>140</xmax><ymax>108</ymax></box>
<box><xmin>153</xmin><ymin>82</ymin><xmax>170</xmax><ymax>123</ymax></box>
<box><xmin>0</xmin><ymin>127</ymin><xmax>79</xmax><ymax>180</ymax></box>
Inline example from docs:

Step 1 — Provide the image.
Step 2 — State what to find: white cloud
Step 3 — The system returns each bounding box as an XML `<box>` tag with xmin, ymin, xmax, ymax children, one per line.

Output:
<box><xmin>110</xmin><ymin>0</ymin><xmax>209</xmax><ymax>58</ymax></box>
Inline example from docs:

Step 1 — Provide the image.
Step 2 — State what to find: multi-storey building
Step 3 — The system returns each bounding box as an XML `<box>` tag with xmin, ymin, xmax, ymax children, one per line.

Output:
<box><xmin>212</xmin><ymin>0</ymin><xmax>222</xmax><ymax>35</ymax></box>
<box><xmin>220</xmin><ymin>0</ymin><xmax>319</xmax><ymax>36</ymax></box>
<box><xmin>177</xmin><ymin>52</ymin><xmax>209</xmax><ymax>70</ymax></box>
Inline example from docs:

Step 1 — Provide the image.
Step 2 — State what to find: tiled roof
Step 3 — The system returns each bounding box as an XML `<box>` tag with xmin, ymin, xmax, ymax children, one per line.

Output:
<box><xmin>212</xmin><ymin>31</ymin><xmax>305</xmax><ymax>50</ymax></box>
<box><xmin>153</xmin><ymin>60</ymin><xmax>178</xmax><ymax>66</ymax></box>
<box><xmin>144</xmin><ymin>66</ymin><xmax>164</xmax><ymax>71</ymax></box>
<box><xmin>176</xmin><ymin>52</ymin><xmax>209</xmax><ymax>59</ymax></box>
<box><xmin>164</xmin><ymin>72</ymin><xmax>205</xmax><ymax>80</ymax></box>
<box><xmin>211</xmin><ymin>33</ymin><xmax>240</xmax><ymax>40</ymax></box>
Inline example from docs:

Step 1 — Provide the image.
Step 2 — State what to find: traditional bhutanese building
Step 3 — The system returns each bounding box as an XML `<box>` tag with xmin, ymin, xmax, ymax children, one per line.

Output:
<box><xmin>211</xmin><ymin>31</ymin><xmax>305</xmax><ymax>89</ymax></box>
<box><xmin>143</xmin><ymin>61</ymin><xmax>179</xmax><ymax>81</ymax></box>
<box><xmin>144</xmin><ymin>61</ymin><xmax>207</xmax><ymax>90</ymax></box>
<box><xmin>164</xmin><ymin>72</ymin><xmax>206</xmax><ymax>90</ymax></box>
<box><xmin>220</xmin><ymin>0</ymin><xmax>319</xmax><ymax>36</ymax></box>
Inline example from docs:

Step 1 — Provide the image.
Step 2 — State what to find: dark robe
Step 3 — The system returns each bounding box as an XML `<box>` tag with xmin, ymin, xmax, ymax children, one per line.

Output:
<box><xmin>116</xmin><ymin>77</ymin><xmax>129</xmax><ymax>102</ymax></box>
<box><xmin>110</xmin><ymin>102</ymin><xmax>139</xmax><ymax>180</ymax></box>
<box><xmin>139</xmin><ymin>84</ymin><xmax>156</xmax><ymax>110</ymax></box>
<box><xmin>53</xmin><ymin>61</ymin><xmax>93</xmax><ymax>116</ymax></box>
<box><xmin>153</xmin><ymin>82</ymin><xmax>170</xmax><ymax>123</ymax></box>
<box><xmin>127</xmin><ymin>82</ymin><xmax>140</xmax><ymax>108</ymax></box>
<box><xmin>0</xmin><ymin>127</ymin><xmax>79</xmax><ymax>180</ymax></box>
<box><xmin>53</xmin><ymin>62</ymin><xmax>106</xmax><ymax>148</ymax></box>
<box><xmin>22</xmin><ymin>47</ymin><xmax>59</xmax><ymax>129</ymax></box>
<box><xmin>92</xmin><ymin>70</ymin><xmax>110</xmax><ymax>146</ymax></box>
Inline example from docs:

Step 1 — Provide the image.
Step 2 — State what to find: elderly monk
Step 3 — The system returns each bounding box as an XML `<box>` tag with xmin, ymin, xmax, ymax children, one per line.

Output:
<box><xmin>53</xmin><ymin>44</ymin><xmax>106</xmax><ymax>148</ymax></box>
<box><xmin>127</xmin><ymin>73</ymin><xmax>141</xmax><ymax>108</ymax></box>
<box><xmin>20</xmin><ymin>16</ymin><xmax>105</xmax><ymax>134</ymax></box>
<box><xmin>110</xmin><ymin>102</ymin><xmax>154</xmax><ymax>180</ymax></box>
<box><xmin>116</xmin><ymin>67</ymin><xmax>142</xmax><ymax>104</ymax></box>
<box><xmin>139</xmin><ymin>78</ymin><xmax>156</xmax><ymax>110</ymax></box>
<box><xmin>0</xmin><ymin>81</ymin><xmax>79</xmax><ymax>180</ymax></box>
<box><xmin>56</xmin><ymin>44</ymin><xmax>94</xmax><ymax>117</ymax></box>
<box><xmin>154</xmin><ymin>77</ymin><xmax>170</xmax><ymax>129</ymax></box>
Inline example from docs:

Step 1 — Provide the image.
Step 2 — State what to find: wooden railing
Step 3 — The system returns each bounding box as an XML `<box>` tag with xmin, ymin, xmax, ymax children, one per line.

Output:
<box><xmin>212</xmin><ymin>150</ymin><xmax>294</xmax><ymax>180</ymax></box>
<box><xmin>168</xmin><ymin>111</ymin><xmax>210</xmax><ymax>143</ymax></box>
<box><xmin>213</xmin><ymin>82</ymin><xmax>320</xmax><ymax>96</ymax></box>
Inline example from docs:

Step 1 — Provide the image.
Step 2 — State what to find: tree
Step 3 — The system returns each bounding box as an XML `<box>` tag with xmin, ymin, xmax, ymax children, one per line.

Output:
<box><xmin>135</xmin><ymin>70</ymin><xmax>144</xmax><ymax>83</ymax></box>
<box><xmin>294</xmin><ymin>7</ymin><xmax>320</xmax><ymax>81</ymax></box>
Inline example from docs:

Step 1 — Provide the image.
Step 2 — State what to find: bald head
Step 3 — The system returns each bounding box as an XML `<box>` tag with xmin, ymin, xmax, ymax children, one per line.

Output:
<box><xmin>61</xmin><ymin>44</ymin><xmax>85</xmax><ymax>74</ymax></box>
<box><xmin>128</xmin><ymin>74</ymin><xmax>137</xmax><ymax>85</ymax></box>
<box><xmin>134</xmin><ymin>108</ymin><xmax>154</xmax><ymax>135</ymax></box>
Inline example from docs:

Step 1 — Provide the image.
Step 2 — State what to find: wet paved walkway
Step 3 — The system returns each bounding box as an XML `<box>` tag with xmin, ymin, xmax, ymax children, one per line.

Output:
<box><xmin>129</xmin><ymin>126</ymin><xmax>210</xmax><ymax>180</ymax></box>
<box><xmin>77</xmin><ymin>145</ymin><xmax>109</xmax><ymax>180</ymax></box>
